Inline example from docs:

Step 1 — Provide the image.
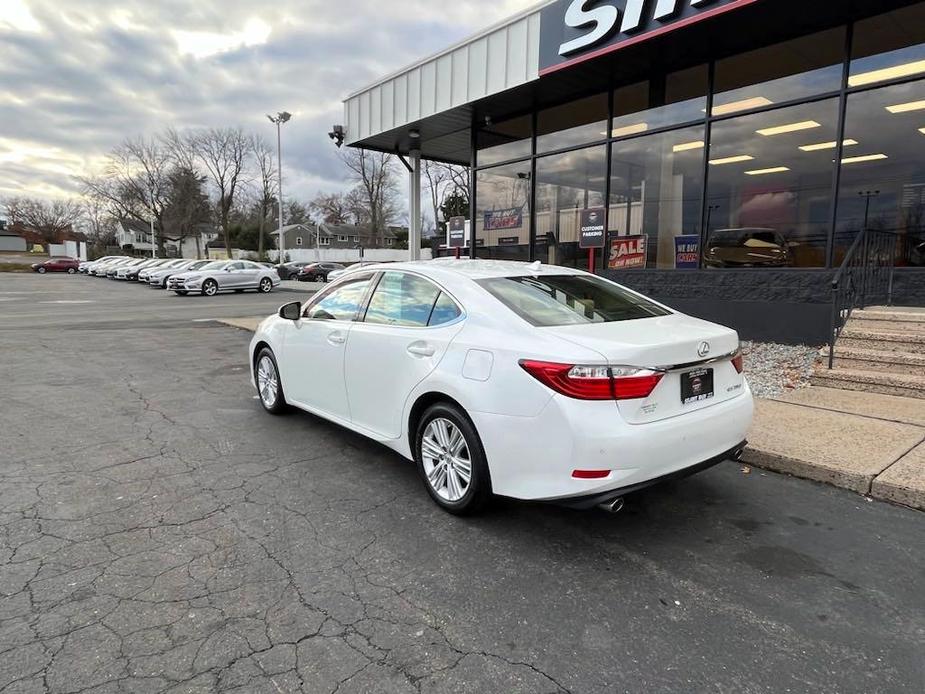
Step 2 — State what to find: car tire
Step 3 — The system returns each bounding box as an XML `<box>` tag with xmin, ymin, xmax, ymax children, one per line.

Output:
<box><xmin>37</xmin><ymin>267</ymin><xmax>46</xmax><ymax>274</ymax></box>
<box><xmin>175</xmin><ymin>290</ymin><xmax>188</xmax><ymax>296</ymax></box>
<box><xmin>255</xmin><ymin>348</ymin><xmax>287</xmax><ymax>414</ymax></box>
<box><xmin>414</xmin><ymin>403</ymin><xmax>492</xmax><ymax>515</ymax></box>
<box><xmin>258</xmin><ymin>277</ymin><xmax>273</xmax><ymax>293</ymax></box>
<box><xmin>67</xmin><ymin>268</ymin><xmax>76</xmax><ymax>274</ymax></box>
<box><xmin>202</xmin><ymin>279</ymin><xmax>218</xmax><ymax>296</ymax></box>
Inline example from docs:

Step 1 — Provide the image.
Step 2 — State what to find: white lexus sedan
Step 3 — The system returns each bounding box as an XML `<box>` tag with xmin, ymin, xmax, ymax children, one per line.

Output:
<box><xmin>249</xmin><ymin>260</ymin><xmax>753</xmax><ymax>515</ymax></box>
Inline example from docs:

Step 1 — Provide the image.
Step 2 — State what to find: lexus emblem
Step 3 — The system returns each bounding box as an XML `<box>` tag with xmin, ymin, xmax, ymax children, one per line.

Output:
<box><xmin>698</xmin><ymin>342</ymin><xmax>711</xmax><ymax>358</ymax></box>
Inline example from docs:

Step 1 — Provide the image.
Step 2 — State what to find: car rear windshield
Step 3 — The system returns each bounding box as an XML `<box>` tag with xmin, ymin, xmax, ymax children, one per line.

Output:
<box><xmin>477</xmin><ymin>275</ymin><xmax>671</xmax><ymax>327</ymax></box>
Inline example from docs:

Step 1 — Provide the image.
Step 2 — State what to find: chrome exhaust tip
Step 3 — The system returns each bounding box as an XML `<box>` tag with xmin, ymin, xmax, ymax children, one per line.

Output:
<box><xmin>598</xmin><ymin>497</ymin><xmax>624</xmax><ymax>514</ymax></box>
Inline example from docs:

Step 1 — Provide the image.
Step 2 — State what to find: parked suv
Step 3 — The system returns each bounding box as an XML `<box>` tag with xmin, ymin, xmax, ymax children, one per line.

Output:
<box><xmin>32</xmin><ymin>257</ymin><xmax>80</xmax><ymax>274</ymax></box>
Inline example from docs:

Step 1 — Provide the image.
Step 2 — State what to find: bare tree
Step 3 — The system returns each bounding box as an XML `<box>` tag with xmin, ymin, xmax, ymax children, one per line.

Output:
<box><xmin>192</xmin><ymin>127</ymin><xmax>250</xmax><ymax>258</ymax></box>
<box><xmin>78</xmin><ymin>136</ymin><xmax>173</xmax><ymax>253</ymax></box>
<box><xmin>251</xmin><ymin>135</ymin><xmax>278</xmax><ymax>259</ymax></box>
<box><xmin>339</xmin><ymin>149</ymin><xmax>399</xmax><ymax>246</ymax></box>
<box><xmin>81</xmin><ymin>194</ymin><xmax>117</xmax><ymax>244</ymax></box>
<box><xmin>3</xmin><ymin>196</ymin><xmax>83</xmax><ymax>245</ymax></box>
<box><xmin>440</xmin><ymin>163</ymin><xmax>471</xmax><ymax>207</ymax></box>
<box><xmin>309</xmin><ymin>192</ymin><xmax>353</xmax><ymax>225</ymax></box>
<box><xmin>423</xmin><ymin>161</ymin><xmax>450</xmax><ymax>235</ymax></box>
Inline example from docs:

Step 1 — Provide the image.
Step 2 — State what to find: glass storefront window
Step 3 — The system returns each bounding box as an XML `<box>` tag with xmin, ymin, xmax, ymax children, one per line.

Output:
<box><xmin>705</xmin><ymin>99</ymin><xmax>840</xmax><ymax>268</ymax></box>
<box><xmin>610</xmin><ymin>65</ymin><xmax>708</xmax><ymax>137</ymax></box>
<box><xmin>536</xmin><ymin>94</ymin><xmax>608</xmax><ymax>154</ymax></box>
<box><xmin>477</xmin><ymin>115</ymin><xmax>531</xmax><ymax>167</ymax></box>
<box><xmin>834</xmin><ymin>79</ymin><xmax>925</xmax><ymax>267</ymax></box>
<box><xmin>850</xmin><ymin>5</ymin><xmax>925</xmax><ymax>88</ymax></box>
<box><xmin>475</xmin><ymin>161</ymin><xmax>532</xmax><ymax>260</ymax></box>
<box><xmin>533</xmin><ymin>146</ymin><xmax>607</xmax><ymax>269</ymax></box>
<box><xmin>713</xmin><ymin>29</ymin><xmax>845</xmax><ymax>116</ymax></box>
<box><xmin>608</xmin><ymin>125</ymin><xmax>706</xmax><ymax>269</ymax></box>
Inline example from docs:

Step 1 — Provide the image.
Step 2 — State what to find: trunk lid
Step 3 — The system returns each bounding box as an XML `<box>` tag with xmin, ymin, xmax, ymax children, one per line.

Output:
<box><xmin>547</xmin><ymin>313</ymin><xmax>745</xmax><ymax>424</ymax></box>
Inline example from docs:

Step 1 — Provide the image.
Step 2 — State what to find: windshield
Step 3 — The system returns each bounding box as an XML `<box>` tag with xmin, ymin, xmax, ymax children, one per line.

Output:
<box><xmin>198</xmin><ymin>261</ymin><xmax>228</xmax><ymax>271</ymax></box>
<box><xmin>477</xmin><ymin>274</ymin><xmax>671</xmax><ymax>327</ymax></box>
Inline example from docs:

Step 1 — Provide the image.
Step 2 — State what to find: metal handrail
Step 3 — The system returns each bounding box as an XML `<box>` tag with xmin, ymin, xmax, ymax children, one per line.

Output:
<box><xmin>828</xmin><ymin>228</ymin><xmax>897</xmax><ymax>369</ymax></box>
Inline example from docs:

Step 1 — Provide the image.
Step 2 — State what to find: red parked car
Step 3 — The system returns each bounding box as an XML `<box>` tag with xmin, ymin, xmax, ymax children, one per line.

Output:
<box><xmin>32</xmin><ymin>257</ymin><xmax>80</xmax><ymax>274</ymax></box>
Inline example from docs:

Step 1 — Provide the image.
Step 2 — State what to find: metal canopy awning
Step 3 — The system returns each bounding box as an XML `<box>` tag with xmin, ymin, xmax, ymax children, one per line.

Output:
<box><xmin>344</xmin><ymin>0</ymin><xmax>916</xmax><ymax>165</ymax></box>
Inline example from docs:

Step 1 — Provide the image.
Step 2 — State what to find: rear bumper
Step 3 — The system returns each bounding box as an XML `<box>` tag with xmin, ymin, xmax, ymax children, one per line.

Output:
<box><xmin>555</xmin><ymin>441</ymin><xmax>747</xmax><ymax>509</ymax></box>
<box><xmin>469</xmin><ymin>384</ymin><xmax>754</xmax><ymax>501</ymax></box>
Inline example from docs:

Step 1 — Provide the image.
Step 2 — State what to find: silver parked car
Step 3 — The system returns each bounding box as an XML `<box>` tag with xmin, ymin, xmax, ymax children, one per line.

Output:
<box><xmin>167</xmin><ymin>260</ymin><xmax>281</xmax><ymax>296</ymax></box>
<box><xmin>148</xmin><ymin>259</ymin><xmax>210</xmax><ymax>288</ymax></box>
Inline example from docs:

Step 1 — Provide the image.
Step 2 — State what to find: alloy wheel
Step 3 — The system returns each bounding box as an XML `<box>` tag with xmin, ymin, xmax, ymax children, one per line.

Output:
<box><xmin>256</xmin><ymin>356</ymin><xmax>278</xmax><ymax>408</ymax></box>
<box><xmin>203</xmin><ymin>280</ymin><xmax>218</xmax><ymax>296</ymax></box>
<box><xmin>259</xmin><ymin>278</ymin><xmax>272</xmax><ymax>293</ymax></box>
<box><xmin>421</xmin><ymin>418</ymin><xmax>472</xmax><ymax>502</ymax></box>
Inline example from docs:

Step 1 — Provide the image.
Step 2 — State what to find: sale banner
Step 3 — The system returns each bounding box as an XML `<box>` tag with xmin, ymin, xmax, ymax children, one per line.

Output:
<box><xmin>608</xmin><ymin>235</ymin><xmax>647</xmax><ymax>269</ymax></box>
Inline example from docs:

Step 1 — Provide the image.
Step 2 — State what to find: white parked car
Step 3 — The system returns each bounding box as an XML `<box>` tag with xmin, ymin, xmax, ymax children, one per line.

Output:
<box><xmin>248</xmin><ymin>260</ymin><xmax>753</xmax><ymax>515</ymax></box>
<box><xmin>167</xmin><ymin>260</ymin><xmax>281</xmax><ymax>296</ymax></box>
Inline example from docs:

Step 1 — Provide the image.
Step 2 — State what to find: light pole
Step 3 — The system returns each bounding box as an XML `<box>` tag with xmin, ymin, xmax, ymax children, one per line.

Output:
<box><xmin>267</xmin><ymin>111</ymin><xmax>292</xmax><ymax>265</ymax></box>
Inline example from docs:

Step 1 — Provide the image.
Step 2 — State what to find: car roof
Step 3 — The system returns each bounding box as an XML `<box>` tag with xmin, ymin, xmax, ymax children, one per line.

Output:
<box><xmin>346</xmin><ymin>258</ymin><xmax>588</xmax><ymax>282</ymax></box>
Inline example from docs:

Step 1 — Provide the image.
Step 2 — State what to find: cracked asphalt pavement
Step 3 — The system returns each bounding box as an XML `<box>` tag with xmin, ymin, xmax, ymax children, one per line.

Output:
<box><xmin>0</xmin><ymin>273</ymin><xmax>923</xmax><ymax>693</ymax></box>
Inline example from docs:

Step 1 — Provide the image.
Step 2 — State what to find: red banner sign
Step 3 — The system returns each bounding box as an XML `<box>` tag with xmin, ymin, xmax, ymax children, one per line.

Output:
<box><xmin>608</xmin><ymin>235</ymin><xmax>647</xmax><ymax>269</ymax></box>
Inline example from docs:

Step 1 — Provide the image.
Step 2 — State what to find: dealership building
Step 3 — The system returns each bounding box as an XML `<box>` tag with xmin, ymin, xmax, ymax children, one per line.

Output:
<box><xmin>344</xmin><ymin>0</ymin><xmax>925</xmax><ymax>343</ymax></box>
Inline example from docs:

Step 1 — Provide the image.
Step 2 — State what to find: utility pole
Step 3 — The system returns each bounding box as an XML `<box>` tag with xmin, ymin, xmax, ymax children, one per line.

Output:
<box><xmin>267</xmin><ymin>112</ymin><xmax>292</xmax><ymax>264</ymax></box>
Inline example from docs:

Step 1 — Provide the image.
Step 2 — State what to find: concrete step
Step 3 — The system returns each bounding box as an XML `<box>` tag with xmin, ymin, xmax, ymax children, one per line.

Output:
<box><xmin>825</xmin><ymin>346</ymin><xmax>925</xmax><ymax>377</ymax></box>
<box><xmin>854</xmin><ymin>308</ymin><xmax>925</xmax><ymax>322</ymax></box>
<box><xmin>848</xmin><ymin>318</ymin><xmax>925</xmax><ymax>335</ymax></box>
<box><xmin>837</xmin><ymin>328</ymin><xmax>925</xmax><ymax>354</ymax></box>
<box><xmin>811</xmin><ymin>367</ymin><xmax>925</xmax><ymax>399</ymax></box>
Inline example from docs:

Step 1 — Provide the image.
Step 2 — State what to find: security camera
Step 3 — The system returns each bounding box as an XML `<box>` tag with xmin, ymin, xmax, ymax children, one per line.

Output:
<box><xmin>328</xmin><ymin>125</ymin><xmax>345</xmax><ymax>148</ymax></box>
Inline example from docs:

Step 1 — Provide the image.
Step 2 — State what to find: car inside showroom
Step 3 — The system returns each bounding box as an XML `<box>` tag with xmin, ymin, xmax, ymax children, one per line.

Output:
<box><xmin>343</xmin><ymin>0</ymin><xmax>925</xmax><ymax>344</ymax></box>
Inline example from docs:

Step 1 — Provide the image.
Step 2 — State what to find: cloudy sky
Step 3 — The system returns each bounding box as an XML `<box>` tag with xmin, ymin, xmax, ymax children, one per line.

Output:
<box><xmin>0</xmin><ymin>0</ymin><xmax>536</xmax><ymax>205</ymax></box>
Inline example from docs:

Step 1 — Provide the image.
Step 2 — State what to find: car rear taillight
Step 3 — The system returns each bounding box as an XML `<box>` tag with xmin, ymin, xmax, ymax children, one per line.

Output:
<box><xmin>519</xmin><ymin>361</ymin><xmax>663</xmax><ymax>401</ymax></box>
<box><xmin>732</xmin><ymin>351</ymin><xmax>744</xmax><ymax>374</ymax></box>
<box><xmin>519</xmin><ymin>361</ymin><xmax>613</xmax><ymax>400</ymax></box>
<box><xmin>610</xmin><ymin>367</ymin><xmax>665</xmax><ymax>400</ymax></box>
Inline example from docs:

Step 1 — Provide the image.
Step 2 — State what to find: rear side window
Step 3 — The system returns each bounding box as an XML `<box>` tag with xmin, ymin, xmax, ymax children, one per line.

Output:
<box><xmin>477</xmin><ymin>275</ymin><xmax>670</xmax><ymax>326</ymax></box>
<box><xmin>365</xmin><ymin>272</ymin><xmax>440</xmax><ymax>327</ymax></box>
<box><xmin>429</xmin><ymin>293</ymin><xmax>462</xmax><ymax>326</ymax></box>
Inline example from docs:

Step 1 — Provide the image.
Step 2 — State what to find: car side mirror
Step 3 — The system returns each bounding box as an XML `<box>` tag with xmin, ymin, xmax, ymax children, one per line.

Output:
<box><xmin>279</xmin><ymin>301</ymin><xmax>302</xmax><ymax>321</ymax></box>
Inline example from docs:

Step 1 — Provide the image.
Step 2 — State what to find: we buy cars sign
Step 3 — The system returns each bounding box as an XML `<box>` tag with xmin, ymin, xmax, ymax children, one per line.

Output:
<box><xmin>608</xmin><ymin>235</ymin><xmax>647</xmax><ymax>269</ymax></box>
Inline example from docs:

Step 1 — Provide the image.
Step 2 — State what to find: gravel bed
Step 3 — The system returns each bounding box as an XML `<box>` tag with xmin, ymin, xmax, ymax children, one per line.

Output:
<box><xmin>741</xmin><ymin>341</ymin><xmax>821</xmax><ymax>399</ymax></box>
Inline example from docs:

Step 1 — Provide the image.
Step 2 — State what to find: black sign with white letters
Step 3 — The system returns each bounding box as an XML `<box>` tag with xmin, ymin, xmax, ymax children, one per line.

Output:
<box><xmin>539</xmin><ymin>0</ymin><xmax>756</xmax><ymax>75</ymax></box>
<box><xmin>578</xmin><ymin>207</ymin><xmax>606</xmax><ymax>249</ymax></box>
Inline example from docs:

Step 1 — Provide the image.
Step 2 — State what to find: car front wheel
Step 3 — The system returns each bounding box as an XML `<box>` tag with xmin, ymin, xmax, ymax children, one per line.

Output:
<box><xmin>258</xmin><ymin>277</ymin><xmax>273</xmax><ymax>293</ymax></box>
<box><xmin>67</xmin><ymin>267</ymin><xmax>76</xmax><ymax>274</ymax></box>
<box><xmin>37</xmin><ymin>267</ymin><xmax>46</xmax><ymax>274</ymax></box>
<box><xmin>255</xmin><ymin>348</ymin><xmax>286</xmax><ymax>414</ymax></box>
<box><xmin>202</xmin><ymin>279</ymin><xmax>218</xmax><ymax>296</ymax></box>
<box><xmin>415</xmin><ymin>403</ymin><xmax>492</xmax><ymax>515</ymax></box>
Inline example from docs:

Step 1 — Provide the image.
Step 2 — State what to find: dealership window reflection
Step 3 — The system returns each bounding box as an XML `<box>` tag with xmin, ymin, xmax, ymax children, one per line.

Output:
<box><xmin>477</xmin><ymin>115</ymin><xmax>531</xmax><ymax>167</ymax></box>
<box><xmin>475</xmin><ymin>161</ymin><xmax>532</xmax><ymax>261</ymax></box>
<box><xmin>713</xmin><ymin>29</ymin><xmax>844</xmax><ymax>116</ymax></box>
<box><xmin>835</xmin><ymin>79</ymin><xmax>925</xmax><ymax>266</ymax></box>
<box><xmin>610</xmin><ymin>65</ymin><xmax>708</xmax><ymax>136</ymax></box>
<box><xmin>536</xmin><ymin>93</ymin><xmax>608</xmax><ymax>154</ymax></box>
<box><xmin>705</xmin><ymin>99</ymin><xmax>839</xmax><ymax>268</ymax></box>
<box><xmin>608</xmin><ymin>126</ymin><xmax>706</xmax><ymax>269</ymax></box>
<box><xmin>533</xmin><ymin>146</ymin><xmax>607</xmax><ymax>269</ymax></box>
<box><xmin>850</xmin><ymin>5</ymin><xmax>925</xmax><ymax>88</ymax></box>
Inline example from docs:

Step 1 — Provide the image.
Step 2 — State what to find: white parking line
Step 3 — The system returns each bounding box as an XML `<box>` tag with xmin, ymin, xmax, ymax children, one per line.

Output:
<box><xmin>38</xmin><ymin>300</ymin><xmax>96</xmax><ymax>304</ymax></box>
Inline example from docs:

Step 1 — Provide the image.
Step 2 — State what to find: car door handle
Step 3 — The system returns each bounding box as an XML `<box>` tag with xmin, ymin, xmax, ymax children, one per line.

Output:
<box><xmin>327</xmin><ymin>331</ymin><xmax>347</xmax><ymax>345</ymax></box>
<box><xmin>407</xmin><ymin>342</ymin><xmax>435</xmax><ymax>358</ymax></box>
